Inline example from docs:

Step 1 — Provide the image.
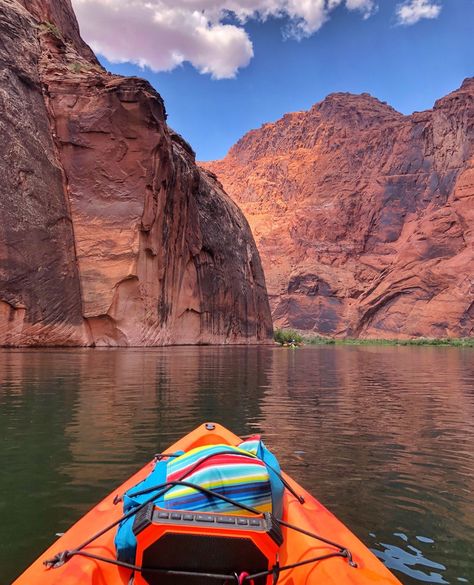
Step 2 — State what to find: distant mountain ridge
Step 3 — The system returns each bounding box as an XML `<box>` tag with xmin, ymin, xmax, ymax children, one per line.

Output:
<box><xmin>203</xmin><ymin>80</ymin><xmax>474</xmax><ymax>338</ymax></box>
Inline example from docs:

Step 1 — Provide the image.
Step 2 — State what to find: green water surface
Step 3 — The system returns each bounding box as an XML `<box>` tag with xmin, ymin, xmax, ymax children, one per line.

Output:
<box><xmin>0</xmin><ymin>345</ymin><xmax>473</xmax><ymax>584</ymax></box>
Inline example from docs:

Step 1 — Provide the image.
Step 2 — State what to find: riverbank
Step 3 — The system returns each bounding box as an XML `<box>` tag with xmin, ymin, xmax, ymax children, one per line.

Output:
<box><xmin>303</xmin><ymin>336</ymin><xmax>474</xmax><ymax>347</ymax></box>
<box><xmin>273</xmin><ymin>329</ymin><xmax>474</xmax><ymax>347</ymax></box>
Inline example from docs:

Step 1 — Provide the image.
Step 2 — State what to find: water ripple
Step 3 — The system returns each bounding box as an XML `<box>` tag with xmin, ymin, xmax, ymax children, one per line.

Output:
<box><xmin>1</xmin><ymin>345</ymin><xmax>473</xmax><ymax>585</ymax></box>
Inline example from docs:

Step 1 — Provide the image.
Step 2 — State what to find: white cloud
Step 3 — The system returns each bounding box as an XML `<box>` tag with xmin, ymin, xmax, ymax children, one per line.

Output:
<box><xmin>71</xmin><ymin>0</ymin><xmax>378</xmax><ymax>78</ymax></box>
<box><xmin>345</xmin><ymin>0</ymin><xmax>377</xmax><ymax>19</ymax></box>
<box><xmin>396</xmin><ymin>0</ymin><xmax>442</xmax><ymax>25</ymax></box>
<box><xmin>71</xmin><ymin>1</ymin><xmax>253</xmax><ymax>79</ymax></box>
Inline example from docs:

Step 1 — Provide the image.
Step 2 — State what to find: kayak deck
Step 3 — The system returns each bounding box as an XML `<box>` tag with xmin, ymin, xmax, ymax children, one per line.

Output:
<box><xmin>13</xmin><ymin>423</ymin><xmax>402</xmax><ymax>585</ymax></box>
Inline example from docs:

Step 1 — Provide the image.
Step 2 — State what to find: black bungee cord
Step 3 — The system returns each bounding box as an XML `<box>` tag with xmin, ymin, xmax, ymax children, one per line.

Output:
<box><xmin>44</xmin><ymin>451</ymin><xmax>358</xmax><ymax>582</ymax></box>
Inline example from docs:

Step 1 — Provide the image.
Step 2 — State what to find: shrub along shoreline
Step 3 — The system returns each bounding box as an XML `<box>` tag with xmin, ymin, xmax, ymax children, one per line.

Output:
<box><xmin>273</xmin><ymin>329</ymin><xmax>474</xmax><ymax>347</ymax></box>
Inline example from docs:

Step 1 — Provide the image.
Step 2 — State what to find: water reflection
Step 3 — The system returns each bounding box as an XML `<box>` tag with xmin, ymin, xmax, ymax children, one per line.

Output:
<box><xmin>0</xmin><ymin>346</ymin><xmax>473</xmax><ymax>585</ymax></box>
<box><xmin>372</xmin><ymin>537</ymin><xmax>449</xmax><ymax>584</ymax></box>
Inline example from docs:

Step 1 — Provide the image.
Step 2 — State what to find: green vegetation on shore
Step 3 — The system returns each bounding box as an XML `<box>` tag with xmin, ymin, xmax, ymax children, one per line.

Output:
<box><xmin>274</xmin><ymin>329</ymin><xmax>474</xmax><ymax>347</ymax></box>
<box><xmin>274</xmin><ymin>328</ymin><xmax>303</xmax><ymax>345</ymax></box>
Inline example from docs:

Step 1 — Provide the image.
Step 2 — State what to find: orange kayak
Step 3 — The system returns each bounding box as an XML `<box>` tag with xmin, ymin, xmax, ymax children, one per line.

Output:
<box><xmin>13</xmin><ymin>423</ymin><xmax>403</xmax><ymax>585</ymax></box>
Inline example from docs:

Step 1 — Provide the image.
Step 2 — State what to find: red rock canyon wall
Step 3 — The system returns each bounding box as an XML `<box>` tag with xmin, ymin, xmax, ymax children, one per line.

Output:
<box><xmin>204</xmin><ymin>83</ymin><xmax>474</xmax><ymax>338</ymax></box>
<box><xmin>0</xmin><ymin>0</ymin><xmax>272</xmax><ymax>346</ymax></box>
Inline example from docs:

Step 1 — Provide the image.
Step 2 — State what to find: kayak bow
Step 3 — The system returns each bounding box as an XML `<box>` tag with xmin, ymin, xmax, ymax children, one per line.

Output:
<box><xmin>13</xmin><ymin>422</ymin><xmax>402</xmax><ymax>585</ymax></box>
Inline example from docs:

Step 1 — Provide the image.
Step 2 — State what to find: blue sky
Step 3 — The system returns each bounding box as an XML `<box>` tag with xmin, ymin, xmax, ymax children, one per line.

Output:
<box><xmin>74</xmin><ymin>0</ymin><xmax>473</xmax><ymax>161</ymax></box>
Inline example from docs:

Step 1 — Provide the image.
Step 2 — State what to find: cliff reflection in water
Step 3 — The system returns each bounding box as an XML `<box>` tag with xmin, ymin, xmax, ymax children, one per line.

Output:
<box><xmin>1</xmin><ymin>346</ymin><xmax>473</xmax><ymax>585</ymax></box>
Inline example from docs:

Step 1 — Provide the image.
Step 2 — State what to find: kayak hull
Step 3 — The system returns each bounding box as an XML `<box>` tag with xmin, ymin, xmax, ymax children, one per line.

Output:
<box><xmin>12</xmin><ymin>423</ymin><xmax>402</xmax><ymax>585</ymax></box>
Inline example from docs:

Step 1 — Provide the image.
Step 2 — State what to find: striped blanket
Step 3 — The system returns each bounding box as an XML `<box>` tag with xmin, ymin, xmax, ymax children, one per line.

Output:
<box><xmin>163</xmin><ymin>442</ymin><xmax>273</xmax><ymax>514</ymax></box>
<box><xmin>115</xmin><ymin>436</ymin><xmax>283</xmax><ymax>562</ymax></box>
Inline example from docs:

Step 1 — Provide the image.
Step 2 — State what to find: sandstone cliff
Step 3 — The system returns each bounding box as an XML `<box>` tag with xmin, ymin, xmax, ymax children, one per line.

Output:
<box><xmin>0</xmin><ymin>0</ymin><xmax>272</xmax><ymax>346</ymax></box>
<box><xmin>204</xmin><ymin>83</ymin><xmax>474</xmax><ymax>338</ymax></box>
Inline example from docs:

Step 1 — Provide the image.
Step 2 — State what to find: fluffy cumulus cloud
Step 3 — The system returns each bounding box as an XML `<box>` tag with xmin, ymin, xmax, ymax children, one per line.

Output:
<box><xmin>395</xmin><ymin>0</ymin><xmax>442</xmax><ymax>25</ymax></box>
<box><xmin>71</xmin><ymin>0</ymin><xmax>377</xmax><ymax>78</ymax></box>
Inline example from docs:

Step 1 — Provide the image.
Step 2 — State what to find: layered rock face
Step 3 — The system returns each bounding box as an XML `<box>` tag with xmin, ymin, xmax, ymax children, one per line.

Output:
<box><xmin>204</xmin><ymin>82</ymin><xmax>474</xmax><ymax>338</ymax></box>
<box><xmin>0</xmin><ymin>0</ymin><xmax>272</xmax><ymax>346</ymax></box>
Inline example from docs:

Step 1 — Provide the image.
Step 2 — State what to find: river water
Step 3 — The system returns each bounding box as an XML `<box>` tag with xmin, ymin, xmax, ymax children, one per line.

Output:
<box><xmin>0</xmin><ymin>346</ymin><xmax>473</xmax><ymax>584</ymax></box>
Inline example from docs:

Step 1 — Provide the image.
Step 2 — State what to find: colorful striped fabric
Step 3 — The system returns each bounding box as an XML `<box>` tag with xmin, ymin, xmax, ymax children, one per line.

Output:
<box><xmin>163</xmin><ymin>443</ymin><xmax>273</xmax><ymax>515</ymax></box>
<box><xmin>115</xmin><ymin>435</ymin><xmax>283</xmax><ymax>562</ymax></box>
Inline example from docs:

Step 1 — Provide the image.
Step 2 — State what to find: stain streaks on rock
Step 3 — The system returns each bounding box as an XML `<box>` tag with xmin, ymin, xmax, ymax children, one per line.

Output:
<box><xmin>0</xmin><ymin>0</ymin><xmax>272</xmax><ymax>346</ymax></box>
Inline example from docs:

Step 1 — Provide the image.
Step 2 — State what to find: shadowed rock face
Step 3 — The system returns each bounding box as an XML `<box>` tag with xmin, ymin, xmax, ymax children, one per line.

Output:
<box><xmin>0</xmin><ymin>0</ymin><xmax>86</xmax><ymax>345</ymax></box>
<box><xmin>204</xmin><ymin>84</ymin><xmax>474</xmax><ymax>339</ymax></box>
<box><xmin>0</xmin><ymin>0</ymin><xmax>272</xmax><ymax>346</ymax></box>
